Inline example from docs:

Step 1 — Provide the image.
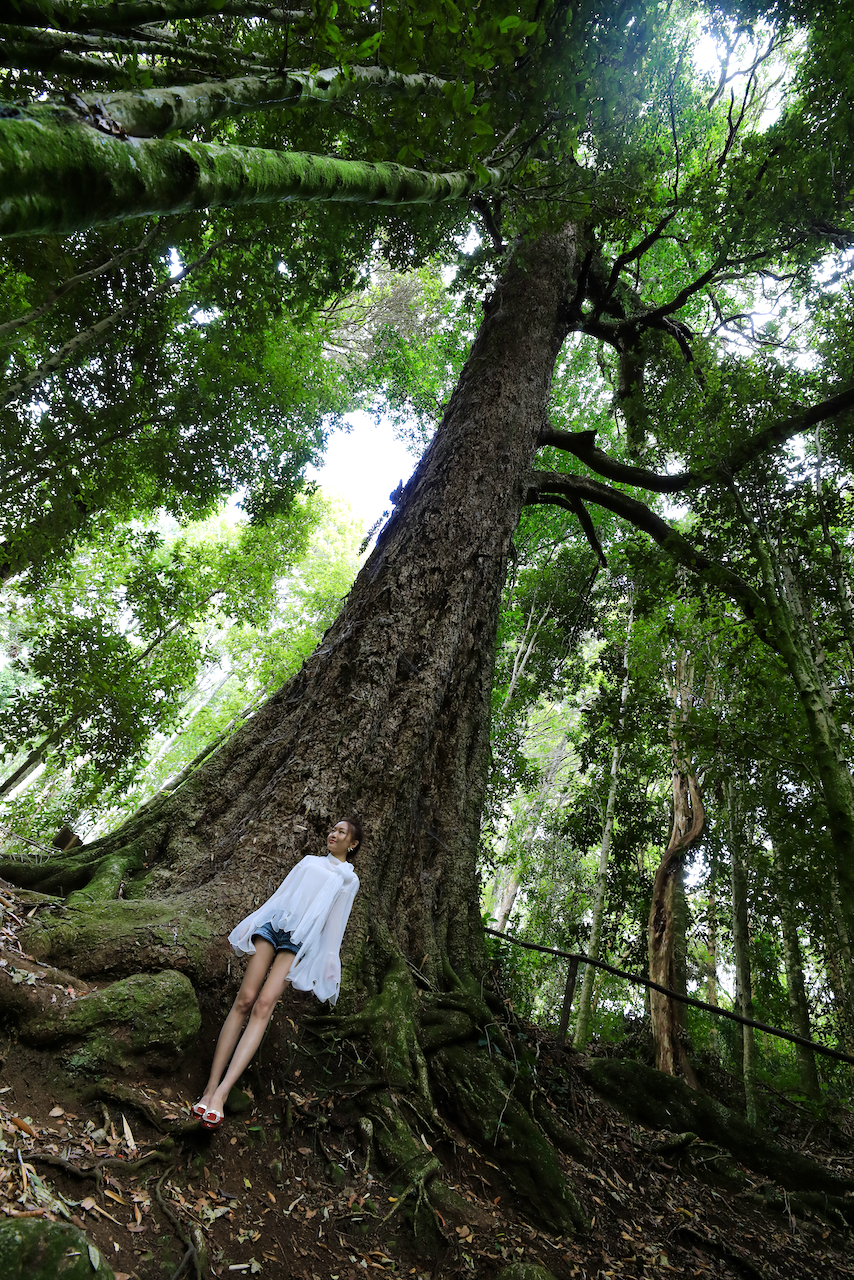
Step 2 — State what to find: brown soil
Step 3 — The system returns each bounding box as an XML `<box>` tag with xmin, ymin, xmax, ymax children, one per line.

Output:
<box><xmin>2</xmin><ymin>881</ymin><xmax>854</xmax><ymax>1280</ymax></box>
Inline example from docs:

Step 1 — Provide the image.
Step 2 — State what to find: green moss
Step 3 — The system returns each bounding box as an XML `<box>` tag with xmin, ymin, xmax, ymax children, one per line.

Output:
<box><xmin>340</xmin><ymin>957</ymin><xmax>421</xmax><ymax>1086</ymax></box>
<box><xmin>21</xmin><ymin>898</ymin><xmax>216</xmax><ymax>977</ymax></box>
<box><xmin>0</xmin><ymin>1219</ymin><xmax>115</xmax><ymax>1280</ymax></box>
<box><xmin>65</xmin><ymin>854</ymin><xmax>141</xmax><ymax>908</ymax></box>
<box><xmin>433</xmin><ymin>1044</ymin><xmax>587</xmax><ymax>1234</ymax></box>
<box><xmin>27</xmin><ymin>969</ymin><xmax>200</xmax><ymax>1073</ymax></box>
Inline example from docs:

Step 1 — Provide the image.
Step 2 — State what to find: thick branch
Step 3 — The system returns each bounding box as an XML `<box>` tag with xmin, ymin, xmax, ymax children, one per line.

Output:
<box><xmin>527</xmin><ymin>469</ymin><xmax>769</xmax><ymax>627</ymax></box>
<box><xmin>0</xmin><ymin>106</ymin><xmax>514</xmax><ymax>238</ymax></box>
<box><xmin>0</xmin><ymin>37</ymin><xmax>146</xmax><ymax>83</ymax></box>
<box><xmin>4</xmin><ymin>2</ymin><xmax>302</xmax><ymax>31</ymax></box>
<box><xmin>2</xmin><ymin>23</ymin><xmax>274</xmax><ymax>78</ymax></box>
<box><xmin>529</xmin><ymin>492</ymin><xmax>607</xmax><ymax>565</ymax></box>
<box><xmin>538</xmin><ymin>428</ymin><xmax>693</xmax><ymax>493</ymax></box>
<box><xmin>77</xmin><ymin>65</ymin><xmax>449</xmax><ymax>138</ymax></box>
<box><xmin>539</xmin><ymin>383</ymin><xmax>854</xmax><ymax>494</ymax></box>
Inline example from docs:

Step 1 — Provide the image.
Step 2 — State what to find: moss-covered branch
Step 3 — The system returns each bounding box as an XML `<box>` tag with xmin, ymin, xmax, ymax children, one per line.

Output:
<box><xmin>80</xmin><ymin>65</ymin><xmax>450</xmax><ymax>137</ymax></box>
<box><xmin>0</xmin><ymin>104</ymin><xmax>514</xmax><ymax>237</ymax></box>
<box><xmin>5</xmin><ymin>0</ymin><xmax>300</xmax><ymax>31</ymax></box>
<box><xmin>1</xmin><ymin>24</ymin><xmax>269</xmax><ymax>82</ymax></box>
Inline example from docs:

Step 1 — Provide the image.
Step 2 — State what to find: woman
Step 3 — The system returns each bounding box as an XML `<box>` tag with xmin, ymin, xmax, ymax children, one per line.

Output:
<box><xmin>193</xmin><ymin>816</ymin><xmax>362</xmax><ymax>1131</ymax></box>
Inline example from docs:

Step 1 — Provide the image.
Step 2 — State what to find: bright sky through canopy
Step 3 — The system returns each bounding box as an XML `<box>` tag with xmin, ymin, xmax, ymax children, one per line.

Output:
<box><xmin>308</xmin><ymin>411</ymin><xmax>418</xmax><ymax>529</ymax></box>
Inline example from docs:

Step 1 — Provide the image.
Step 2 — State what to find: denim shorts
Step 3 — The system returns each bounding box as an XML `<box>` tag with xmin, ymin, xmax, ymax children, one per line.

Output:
<box><xmin>251</xmin><ymin>922</ymin><xmax>302</xmax><ymax>955</ymax></box>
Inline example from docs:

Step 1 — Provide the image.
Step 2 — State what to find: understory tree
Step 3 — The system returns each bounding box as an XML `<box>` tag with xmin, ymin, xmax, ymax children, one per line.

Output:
<box><xmin>4</xmin><ymin>0</ymin><xmax>854</xmax><ymax>1251</ymax></box>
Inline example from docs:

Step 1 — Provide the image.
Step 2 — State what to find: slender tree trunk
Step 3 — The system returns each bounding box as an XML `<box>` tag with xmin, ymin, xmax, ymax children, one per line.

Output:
<box><xmin>823</xmin><ymin>933</ymin><xmax>854</xmax><ymax>1056</ymax></box>
<box><xmin>704</xmin><ymin>879</ymin><xmax>719</xmax><ymax>1054</ymax></box>
<box><xmin>725</xmin><ymin>778</ymin><xmax>758</xmax><ymax>1124</ymax></box>
<box><xmin>574</xmin><ymin>602</ymin><xmax>633</xmax><ymax>1047</ymax></box>
<box><xmin>824</xmin><ymin>877</ymin><xmax>854</xmax><ymax>1052</ymax></box>
<box><xmin>778</xmin><ymin>894</ymin><xmax>821</xmax><ymax>1098</ymax></box>
<box><xmin>648</xmin><ymin>652</ymin><xmax>704</xmax><ymax>1085</ymax></box>
<box><xmin>731</xmin><ymin>485</ymin><xmax>854</xmax><ymax>939</ymax></box>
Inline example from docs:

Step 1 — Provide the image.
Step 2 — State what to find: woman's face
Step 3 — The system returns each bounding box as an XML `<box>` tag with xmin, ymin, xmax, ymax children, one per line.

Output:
<box><xmin>327</xmin><ymin>820</ymin><xmax>354</xmax><ymax>861</ymax></box>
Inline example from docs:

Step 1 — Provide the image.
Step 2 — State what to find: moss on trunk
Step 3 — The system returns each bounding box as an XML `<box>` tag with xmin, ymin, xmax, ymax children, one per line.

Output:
<box><xmin>432</xmin><ymin>1042</ymin><xmax>587</xmax><ymax>1234</ymax></box>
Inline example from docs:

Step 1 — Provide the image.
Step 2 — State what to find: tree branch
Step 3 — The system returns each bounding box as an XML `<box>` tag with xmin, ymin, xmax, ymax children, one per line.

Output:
<box><xmin>0</xmin><ymin>107</ymin><xmax>517</xmax><ymax>238</ymax></box>
<box><xmin>2</xmin><ymin>23</ymin><xmax>275</xmax><ymax>77</ymax></box>
<box><xmin>528</xmin><ymin>492</ymin><xmax>608</xmax><ymax>565</ymax></box>
<box><xmin>537</xmin><ymin>428</ymin><xmax>693</xmax><ymax>493</ymax></box>
<box><xmin>0</xmin><ymin>226</ymin><xmax>158</xmax><ymax>342</ymax></box>
<box><xmin>75</xmin><ymin>64</ymin><xmax>449</xmax><ymax>138</ymax></box>
<box><xmin>4</xmin><ymin>2</ymin><xmax>304</xmax><ymax>32</ymax></box>
<box><xmin>2</xmin><ymin>239</ymin><xmax>228</xmax><ymax>408</ymax></box>
<box><xmin>526</xmin><ymin>469</ymin><xmax>770</xmax><ymax>629</ymax></box>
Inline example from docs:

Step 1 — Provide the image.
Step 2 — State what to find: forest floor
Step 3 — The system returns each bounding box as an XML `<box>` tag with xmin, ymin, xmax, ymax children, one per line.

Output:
<box><xmin>2</xmin><ymin>880</ymin><xmax>854</xmax><ymax>1280</ymax></box>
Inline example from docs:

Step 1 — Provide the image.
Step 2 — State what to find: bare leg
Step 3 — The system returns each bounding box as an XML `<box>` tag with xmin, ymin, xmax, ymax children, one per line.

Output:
<box><xmin>196</xmin><ymin>942</ymin><xmax>276</xmax><ymax>1109</ymax></box>
<box><xmin>206</xmin><ymin>949</ymin><xmax>296</xmax><ymax>1113</ymax></box>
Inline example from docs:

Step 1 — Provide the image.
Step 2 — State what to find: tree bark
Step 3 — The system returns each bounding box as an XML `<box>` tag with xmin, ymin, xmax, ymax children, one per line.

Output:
<box><xmin>79</xmin><ymin>66</ymin><xmax>448</xmax><ymax>138</ymax></box>
<box><xmin>778</xmin><ymin>890</ymin><xmax>821</xmax><ymax>1099</ymax></box>
<box><xmin>0</xmin><ymin>224</ymin><xmax>588</xmax><ymax>1233</ymax></box>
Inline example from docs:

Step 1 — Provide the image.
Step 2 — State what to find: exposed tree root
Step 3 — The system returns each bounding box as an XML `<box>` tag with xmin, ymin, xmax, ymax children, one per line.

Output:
<box><xmin>1</xmin><ymin>963</ymin><xmax>200</xmax><ymax>1074</ymax></box>
<box><xmin>432</xmin><ymin>1042</ymin><xmax>587</xmax><ymax>1233</ymax></box>
<box><xmin>311</xmin><ymin>956</ymin><xmax>589</xmax><ymax>1239</ymax></box>
<box><xmin>586</xmin><ymin>1059</ymin><xmax>854</xmax><ymax>1198</ymax></box>
<box><xmin>154</xmin><ymin>1166</ymin><xmax>207</xmax><ymax>1280</ymax></box>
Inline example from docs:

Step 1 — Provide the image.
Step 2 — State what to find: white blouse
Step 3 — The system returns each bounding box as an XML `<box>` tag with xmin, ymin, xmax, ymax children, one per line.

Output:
<box><xmin>228</xmin><ymin>853</ymin><xmax>359</xmax><ymax>1005</ymax></box>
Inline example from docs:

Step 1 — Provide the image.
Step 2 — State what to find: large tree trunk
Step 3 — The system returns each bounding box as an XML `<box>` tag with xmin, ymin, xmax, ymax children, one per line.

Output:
<box><xmin>0</xmin><ymin>224</ymin><xmax>588</xmax><ymax>1233</ymax></box>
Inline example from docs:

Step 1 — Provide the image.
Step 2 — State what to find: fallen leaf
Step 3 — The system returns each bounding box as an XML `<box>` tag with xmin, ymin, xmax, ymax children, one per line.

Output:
<box><xmin>49</xmin><ymin>1107</ymin><xmax>64</xmax><ymax>1119</ymax></box>
<box><xmin>104</xmin><ymin>1189</ymin><xmax>129</xmax><ymax>1206</ymax></box>
<box><xmin>121</xmin><ymin>1114</ymin><xmax>136</xmax><ymax>1151</ymax></box>
<box><xmin>87</xmin><ymin>1243</ymin><xmax>100</xmax><ymax>1270</ymax></box>
<box><xmin>297</xmin><ymin>1147</ymin><xmax>311</xmax><ymax>1155</ymax></box>
<box><xmin>10</xmin><ymin>1117</ymin><xmax>36</xmax><ymax>1137</ymax></box>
